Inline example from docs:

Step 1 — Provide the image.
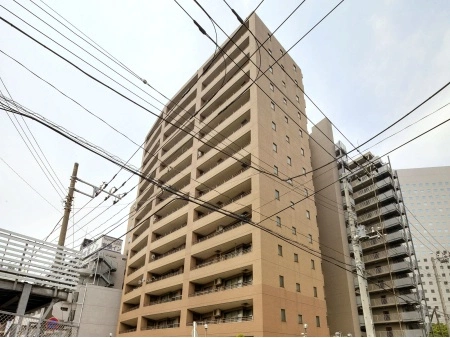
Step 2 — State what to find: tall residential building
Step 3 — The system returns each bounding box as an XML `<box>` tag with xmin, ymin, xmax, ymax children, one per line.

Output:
<box><xmin>310</xmin><ymin>118</ymin><xmax>426</xmax><ymax>337</ymax></box>
<box><xmin>397</xmin><ymin>167</ymin><xmax>450</xmax><ymax>324</ymax></box>
<box><xmin>117</xmin><ymin>13</ymin><xmax>329</xmax><ymax>337</ymax></box>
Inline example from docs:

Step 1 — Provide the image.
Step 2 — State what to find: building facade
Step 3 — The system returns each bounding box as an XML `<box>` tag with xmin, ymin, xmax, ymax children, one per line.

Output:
<box><xmin>53</xmin><ymin>236</ymin><xmax>127</xmax><ymax>337</ymax></box>
<box><xmin>311</xmin><ymin>118</ymin><xmax>426</xmax><ymax>337</ymax></box>
<box><xmin>117</xmin><ymin>14</ymin><xmax>329</xmax><ymax>337</ymax></box>
<box><xmin>397</xmin><ymin>167</ymin><xmax>450</xmax><ymax>324</ymax></box>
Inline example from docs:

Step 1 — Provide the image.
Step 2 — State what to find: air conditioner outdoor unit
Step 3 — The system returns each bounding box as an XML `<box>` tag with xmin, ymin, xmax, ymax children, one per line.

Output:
<box><xmin>214</xmin><ymin>278</ymin><xmax>222</xmax><ymax>286</ymax></box>
<box><xmin>151</xmin><ymin>254</ymin><xmax>156</xmax><ymax>260</ymax></box>
<box><xmin>216</xmin><ymin>226</ymin><xmax>224</xmax><ymax>232</ymax></box>
<box><xmin>213</xmin><ymin>309</ymin><xmax>221</xmax><ymax>317</ymax></box>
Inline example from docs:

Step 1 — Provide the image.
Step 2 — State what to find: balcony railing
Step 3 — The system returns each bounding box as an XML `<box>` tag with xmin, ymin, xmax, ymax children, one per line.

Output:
<box><xmin>154</xmin><ymin>202</ymin><xmax>189</xmax><ymax>223</ymax></box>
<box><xmin>198</xmin><ymin>147</ymin><xmax>250</xmax><ymax>179</ymax></box>
<box><xmin>193</xmin><ymin>221</ymin><xmax>246</xmax><ymax>244</ymax></box>
<box><xmin>124</xmin><ymin>284</ymin><xmax>142</xmax><ymax>295</ymax></box>
<box><xmin>188</xmin><ymin>316</ymin><xmax>253</xmax><ymax>326</ymax></box>
<box><xmin>189</xmin><ymin>280</ymin><xmax>253</xmax><ymax>297</ymax></box>
<box><xmin>197</xmin><ymin>191</ymin><xmax>251</xmax><ymax>220</ymax></box>
<box><xmin>149</xmin><ymin>269</ymin><xmax>184</xmax><ymax>283</ymax></box>
<box><xmin>372</xmin><ymin>310</ymin><xmax>422</xmax><ymax>323</ymax></box>
<box><xmin>153</xmin><ymin>223</ymin><xmax>187</xmax><ymax>241</ymax></box>
<box><xmin>376</xmin><ymin>329</ymin><xmax>423</xmax><ymax>337</ymax></box>
<box><xmin>197</xmin><ymin>120</ymin><xmax>250</xmax><ymax>159</ymax></box>
<box><xmin>192</xmin><ymin>247</ymin><xmax>252</xmax><ymax>270</ymax></box>
<box><xmin>122</xmin><ymin>305</ymin><xmax>140</xmax><ymax>313</ymax></box>
<box><xmin>119</xmin><ymin>328</ymin><xmax>137</xmax><ymax>334</ymax></box>
<box><xmin>153</xmin><ymin>245</ymin><xmax>186</xmax><ymax>261</ymax></box>
<box><xmin>143</xmin><ymin>323</ymin><xmax>180</xmax><ymax>330</ymax></box>
<box><xmin>145</xmin><ymin>295</ymin><xmax>182</xmax><ymax>306</ymax></box>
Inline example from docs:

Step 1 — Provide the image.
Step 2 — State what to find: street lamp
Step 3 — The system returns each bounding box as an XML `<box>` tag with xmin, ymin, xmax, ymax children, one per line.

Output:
<box><xmin>204</xmin><ymin>323</ymin><xmax>208</xmax><ymax>337</ymax></box>
<box><xmin>302</xmin><ymin>323</ymin><xmax>308</xmax><ymax>337</ymax></box>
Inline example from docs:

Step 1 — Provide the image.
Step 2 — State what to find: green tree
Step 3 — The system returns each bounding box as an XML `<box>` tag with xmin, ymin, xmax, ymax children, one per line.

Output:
<box><xmin>430</xmin><ymin>323</ymin><xmax>449</xmax><ymax>337</ymax></box>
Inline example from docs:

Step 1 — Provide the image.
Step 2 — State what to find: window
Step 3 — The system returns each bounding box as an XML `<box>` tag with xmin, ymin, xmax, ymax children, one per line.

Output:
<box><xmin>279</xmin><ymin>275</ymin><xmax>285</xmax><ymax>287</ymax></box>
<box><xmin>298</xmin><ymin>112</ymin><xmax>301</xmax><ymax>119</ymax></box>
<box><xmin>283</xmin><ymin>98</ymin><xmax>287</xmax><ymax>105</ymax></box>
<box><xmin>287</xmin><ymin>156</ymin><xmax>292</xmax><ymax>166</ymax></box>
<box><xmin>292</xmin><ymin>226</ymin><xmax>296</xmax><ymax>235</ymax></box>
<box><xmin>275</xmin><ymin>189</ymin><xmax>280</xmax><ymax>200</ymax></box>
<box><xmin>306</xmin><ymin>210</ymin><xmax>310</xmax><ymax>219</ymax></box>
<box><xmin>296</xmin><ymin>283</ymin><xmax>301</xmax><ymax>292</ymax></box>
<box><xmin>268</xmin><ymin>48</ymin><xmax>272</xmax><ymax>55</ymax></box>
<box><xmin>282</xmin><ymin>81</ymin><xmax>286</xmax><ymax>87</ymax></box>
<box><xmin>268</xmin><ymin>33</ymin><xmax>271</xmax><ymax>41</ymax></box>
<box><xmin>293</xmin><ymin>64</ymin><xmax>297</xmax><ymax>72</ymax></box>
<box><xmin>290</xmin><ymin>201</ymin><xmax>295</xmax><ymax>209</ymax></box>
<box><xmin>272</xmin><ymin>121</ymin><xmax>276</xmax><ymax>130</ymax></box>
<box><xmin>305</xmin><ymin>188</ymin><xmax>308</xmax><ymax>197</ymax></box>
<box><xmin>278</xmin><ymin>244</ymin><xmax>283</xmax><ymax>256</ymax></box>
<box><xmin>285</xmin><ymin>116</ymin><xmax>289</xmax><ymax>123</ymax></box>
<box><xmin>286</xmin><ymin>136</ymin><xmax>290</xmax><ymax>143</ymax></box>
<box><xmin>316</xmin><ymin>316</ymin><xmax>320</xmax><ymax>327</ymax></box>
<box><xmin>308</xmin><ymin>234</ymin><xmax>313</xmax><ymax>243</ymax></box>
<box><xmin>269</xmin><ymin>66</ymin><xmax>273</xmax><ymax>73</ymax></box>
<box><xmin>274</xmin><ymin>165</ymin><xmax>278</xmax><ymax>176</ymax></box>
<box><xmin>294</xmin><ymin>253</ymin><xmax>298</xmax><ymax>262</ymax></box>
<box><xmin>273</xmin><ymin>143</ymin><xmax>278</xmax><ymax>153</ymax></box>
<box><xmin>301</xmin><ymin>148</ymin><xmax>305</xmax><ymax>156</ymax></box>
<box><xmin>296</xmin><ymin>95</ymin><xmax>299</xmax><ymax>102</ymax></box>
<box><xmin>311</xmin><ymin>259</ymin><xmax>315</xmax><ymax>270</ymax></box>
<box><xmin>313</xmin><ymin>286</ymin><xmax>318</xmax><ymax>297</ymax></box>
<box><xmin>281</xmin><ymin>309</ymin><xmax>286</xmax><ymax>322</ymax></box>
<box><xmin>302</xmin><ymin>167</ymin><xmax>306</xmax><ymax>175</ymax></box>
<box><xmin>299</xmin><ymin>129</ymin><xmax>303</xmax><ymax>137</ymax></box>
<box><xmin>271</xmin><ymin>101</ymin><xmax>275</xmax><ymax>110</ymax></box>
<box><xmin>276</xmin><ymin>216</ymin><xmax>281</xmax><ymax>227</ymax></box>
<box><xmin>280</xmin><ymin>48</ymin><xmax>284</xmax><ymax>55</ymax></box>
<box><xmin>270</xmin><ymin>83</ymin><xmax>274</xmax><ymax>91</ymax></box>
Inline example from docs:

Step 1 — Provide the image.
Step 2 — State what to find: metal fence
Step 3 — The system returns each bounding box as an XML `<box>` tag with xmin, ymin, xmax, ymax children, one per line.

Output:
<box><xmin>0</xmin><ymin>310</ymin><xmax>78</xmax><ymax>337</ymax></box>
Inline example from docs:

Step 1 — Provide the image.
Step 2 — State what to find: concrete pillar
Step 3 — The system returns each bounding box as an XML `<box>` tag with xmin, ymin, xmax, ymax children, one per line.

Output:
<box><xmin>14</xmin><ymin>283</ymin><xmax>32</xmax><ymax>335</ymax></box>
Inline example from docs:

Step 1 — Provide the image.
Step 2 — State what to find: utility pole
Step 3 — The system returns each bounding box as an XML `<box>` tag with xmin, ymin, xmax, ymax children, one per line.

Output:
<box><xmin>56</xmin><ymin>163</ymin><xmax>127</xmax><ymax>247</ymax></box>
<box><xmin>431</xmin><ymin>250</ymin><xmax>450</xmax><ymax>334</ymax></box>
<box><xmin>343</xmin><ymin>178</ymin><xmax>375</xmax><ymax>337</ymax></box>
<box><xmin>58</xmin><ymin>162</ymin><xmax>78</xmax><ymax>247</ymax></box>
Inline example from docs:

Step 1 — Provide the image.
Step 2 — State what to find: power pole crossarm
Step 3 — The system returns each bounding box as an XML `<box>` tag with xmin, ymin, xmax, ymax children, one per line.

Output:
<box><xmin>58</xmin><ymin>162</ymin><xmax>78</xmax><ymax>247</ymax></box>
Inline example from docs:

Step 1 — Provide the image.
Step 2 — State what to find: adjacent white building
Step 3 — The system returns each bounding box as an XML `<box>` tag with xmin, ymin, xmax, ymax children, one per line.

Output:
<box><xmin>397</xmin><ymin>167</ymin><xmax>450</xmax><ymax>324</ymax></box>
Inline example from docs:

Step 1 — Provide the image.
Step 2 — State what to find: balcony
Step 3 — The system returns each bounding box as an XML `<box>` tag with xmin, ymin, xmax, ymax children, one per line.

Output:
<box><xmin>159</xmin><ymin>154</ymin><xmax>192</xmax><ymax>187</ymax></box>
<box><xmin>153</xmin><ymin>199</ymin><xmax>189</xmax><ymax>224</ymax></box>
<box><xmin>145</xmin><ymin>287</ymin><xmax>182</xmax><ymax>307</ymax></box>
<box><xmin>355</xmin><ymin>190</ymin><xmax>399</xmax><ymax>214</ymax></box>
<box><xmin>365</xmin><ymin>261</ymin><xmax>413</xmax><ymax>278</ymax></box>
<box><xmin>353</xmin><ymin>177</ymin><xmax>396</xmax><ymax>203</ymax></box>
<box><xmin>143</xmin><ymin>321</ymin><xmax>180</xmax><ymax>331</ymax></box>
<box><xmin>194</xmin><ymin>220</ymin><xmax>247</xmax><ymax>245</ymax></box>
<box><xmin>201</xmin><ymin>36</ymin><xmax>250</xmax><ymax>91</ymax></box>
<box><xmin>357</xmin><ymin>203</ymin><xmax>401</xmax><ymax>225</ymax></box>
<box><xmin>363</xmin><ymin>246</ymin><xmax>409</xmax><ymax>264</ymax></box>
<box><xmin>361</xmin><ymin>231</ymin><xmax>407</xmax><ymax>251</ymax></box>
<box><xmin>367</xmin><ymin>276</ymin><xmax>416</xmax><ymax>293</ymax></box>
<box><xmin>357</xmin><ymin>292</ymin><xmax>419</xmax><ymax>308</ymax></box>
<box><xmin>161</xmin><ymin>138</ymin><xmax>193</xmax><ymax>167</ymax></box>
<box><xmin>197</xmin><ymin>121</ymin><xmax>251</xmax><ymax>164</ymax></box>
<box><xmin>192</xmin><ymin>243</ymin><xmax>252</xmax><ymax>270</ymax></box>
<box><xmin>375</xmin><ymin>329</ymin><xmax>423</xmax><ymax>337</ymax></box>
<box><xmin>195</xmin><ymin>179</ymin><xmax>252</xmax><ymax>220</ymax></box>
<box><xmin>372</xmin><ymin>310</ymin><xmax>422</xmax><ymax>323</ymax></box>
<box><xmin>190</xmin><ymin>280</ymin><xmax>253</xmax><ymax>297</ymax></box>
<box><xmin>351</xmin><ymin>164</ymin><xmax>393</xmax><ymax>192</ymax></box>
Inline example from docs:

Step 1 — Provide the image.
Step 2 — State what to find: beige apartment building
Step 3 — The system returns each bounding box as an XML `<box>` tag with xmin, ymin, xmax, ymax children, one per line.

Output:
<box><xmin>117</xmin><ymin>14</ymin><xmax>329</xmax><ymax>337</ymax></box>
<box><xmin>311</xmin><ymin>118</ymin><xmax>426</xmax><ymax>337</ymax></box>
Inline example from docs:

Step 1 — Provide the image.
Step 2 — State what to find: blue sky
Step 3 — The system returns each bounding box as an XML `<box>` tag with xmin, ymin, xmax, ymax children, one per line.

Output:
<box><xmin>0</xmin><ymin>0</ymin><xmax>449</xmax><ymax>243</ymax></box>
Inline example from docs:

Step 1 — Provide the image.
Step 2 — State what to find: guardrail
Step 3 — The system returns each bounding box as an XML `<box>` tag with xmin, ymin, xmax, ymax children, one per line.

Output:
<box><xmin>0</xmin><ymin>228</ymin><xmax>80</xmax><ymax>290</ymax></box>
